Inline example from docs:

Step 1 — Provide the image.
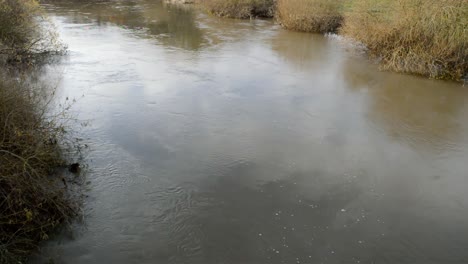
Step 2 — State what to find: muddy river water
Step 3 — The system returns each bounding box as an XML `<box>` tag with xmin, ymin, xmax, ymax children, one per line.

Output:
<box><xmin>32</xmin><ymin>1</ymin><xmax>468</xmax><ymax>263</ymax></box>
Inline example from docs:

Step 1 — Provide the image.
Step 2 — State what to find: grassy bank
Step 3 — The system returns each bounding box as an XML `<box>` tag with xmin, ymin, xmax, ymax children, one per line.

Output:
<box><xmin>276</xmin><ymin>0</ymin><xmax>344</xmax><ymax>33</ymax></box>
<box><xmin>201</xmin><ymin>0</ymin><xmax>275</xmax><ymax>18</ymax></box>
<box><xmin>275</xmin><ymin>0</ymin><xmax>466</xmax><ymax>80</ymax></box>
<box><xmin>341</xmin><ymin>0</ymin><xmax>467</xmax><ymax>81</ymax></box>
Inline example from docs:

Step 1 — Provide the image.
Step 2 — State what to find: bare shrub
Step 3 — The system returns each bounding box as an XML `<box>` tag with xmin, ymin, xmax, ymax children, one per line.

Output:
<box><xmin>0</xmin><ymin>73</ymin><xmax>78</xmax><ymax>263</ymax></box>
<box><xmin>0</xmin><ymin>0</ymin><xmax>65</xmax><ymax>63</ymax></box>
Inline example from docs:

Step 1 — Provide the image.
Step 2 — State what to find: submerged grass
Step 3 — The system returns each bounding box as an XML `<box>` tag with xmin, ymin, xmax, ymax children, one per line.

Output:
<box><xmin>0</xmin><ymin>73</ymin><xmax>78</xmax><ymax>263</ymax></box>
<box><xmin>341</xmin><ymin>0</ymin><xmax>467</xmax><ymax>80</ymax></box>
<box><xmin>276</xmin><ymin>0</ymin><xmax>344</xmax><ymax>33</ymax></box>
<box><xmin>201</xmin><ymin>0</ymin><xmax>275</xmax><ymax>18</ymax></box>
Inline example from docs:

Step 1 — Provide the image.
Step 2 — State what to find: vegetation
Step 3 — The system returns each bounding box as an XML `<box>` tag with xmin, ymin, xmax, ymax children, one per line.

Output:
<box><xmin>0</xmin><ymin>72</ymin><xmax>78</xmax><ymax>263</ymax></box>
<box><xmin>0</xmin><ymin>0</ymin><xmax>77</xmax><ymax>262</ymax></box>
<box><xmin>276</xmin><ymin>0</ymin><xmax>344</xmax><ymax>33</ymax></box>
<box><xmin>341</xmin><ymin>0</ymin><xmax>467</xmax><ymax>80</ymax></box>
<box><xmin>0</xmin><ymin>0</ymin><xmax>64</xmax><ymax>63</ymax></box>
<box><xmin>201</xmin><ymin>0</ymin><xmax>275</xmax><ymax>18</ymax></box>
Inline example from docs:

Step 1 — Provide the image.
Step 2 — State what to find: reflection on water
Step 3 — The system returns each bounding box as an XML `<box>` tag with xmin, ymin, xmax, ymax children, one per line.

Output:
<box><xmin>270</xmin><ymin>30</ymin><xmax>333</xmax><ymax>70</ymax></box>
<box><xmin>44</xmin><ymin>0</ymin><xmax>204</xmax><ymax>50</ymax></box>
<box><xmin>343</xmin><ymin>58</ymin><xmax>466</xmax><ymax>152</ymax></box>
<box><xmin>30</xmin><ymin>1</ymin><xmax>468</xmax><ymax>263</ymax></box>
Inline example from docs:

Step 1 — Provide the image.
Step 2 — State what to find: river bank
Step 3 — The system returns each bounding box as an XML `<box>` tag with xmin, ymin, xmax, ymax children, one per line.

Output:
<box><xmin>0</xmin><ymin>71</ymin><xmax>80</xmax><ymax>264</ymax></box>
<box><xmin>0</xmin><ymin>1</ymin><xmax>78</xmax><ymax>262</ymax></box>
<box><xmin>194</xmin><ymin>0</ymin><xmax>467</xmax><ymax>81</ymax></box>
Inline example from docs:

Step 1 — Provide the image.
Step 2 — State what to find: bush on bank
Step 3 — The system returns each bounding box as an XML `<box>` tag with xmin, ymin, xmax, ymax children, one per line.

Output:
<box><xmin>1</xmin><ymin>0</ymin><xmax>75</xmax><ymax>262</ymax></box>
<box><xmin>0</xmin><ymin>73</ymin><xmax>78</xmax><ymax>263</ymax></box>
<box><xmin>0</xmin><ymin>0</ymin><xmax>64</xmax><ymax>63</ymax></box>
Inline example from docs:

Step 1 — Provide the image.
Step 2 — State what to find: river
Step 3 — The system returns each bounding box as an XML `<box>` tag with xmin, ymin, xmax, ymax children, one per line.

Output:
<box><xmin>31</xmin><ymin>0</ymin><xmax>468</xmax><ymax>263</ymax></box>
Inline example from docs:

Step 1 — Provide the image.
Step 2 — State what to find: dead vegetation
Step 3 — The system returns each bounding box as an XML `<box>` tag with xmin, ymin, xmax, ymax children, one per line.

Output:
<box><xmin>0</xmin><ymin>72</ymin><xmax>79</xmax><ymax>263</ymax></box>
<box><xmin>0</xmin><ymin>1</ymin><xmax>76</xmax><ymax>262</ymax></box>
<box><xmin>276</xmin><ymin>0</ymin><xmax>344</xmax><ymax>33</ymax></box>
<box><xmin>341</xmin><ymin>0</ymin><xmax>467</xmax><ymax>80</ymax></box>
<box><xmin>201</xmin><ymin>0</ymin><xmax>275</xmax><ymax>18</ymax></box>
<box><xmin>0</xmin><ymin>0</ymin><xmax>65</xmax><ymax>64</ymax></box>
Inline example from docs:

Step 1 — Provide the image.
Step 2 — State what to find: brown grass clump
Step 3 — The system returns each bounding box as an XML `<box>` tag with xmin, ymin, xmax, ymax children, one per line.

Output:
<box><xmin>341</xmin><ymin>0</ymin><xmax>467</xmax><ymax>81</ymax></box>
<box><xmin>202</xmin><ymin>0</ymin><xmax>275</xmax><ymax>19</ymax></box>
<box><xmin>0</xmin><ymin>74</ymin><xmax>77</xmax><ymax>263</ymax></box>
<box><xmin>276</xmin><ymin>0</ymin><xmax>344</xmax><ymax>33</ymax></box>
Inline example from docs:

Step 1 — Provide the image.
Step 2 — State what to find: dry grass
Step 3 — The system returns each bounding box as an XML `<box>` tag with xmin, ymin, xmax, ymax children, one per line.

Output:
<box><xmin>201</xmin><ymin>0</ymin><xmax>275</xmax><ymax>19</ymax></box>
<box><xmin>0</xmin><ymin>73</ymin><xmax>78</xmax><ymax>263</ymax></box>
<box><xmin>276</xmin><ymin>0</ymin><xmax>344</xmax><ymax>33</ymax></box>
<box><xmin>341</xmin><ymin>0</ymin><xmax>467</xmax><ymax>81</ymax></box>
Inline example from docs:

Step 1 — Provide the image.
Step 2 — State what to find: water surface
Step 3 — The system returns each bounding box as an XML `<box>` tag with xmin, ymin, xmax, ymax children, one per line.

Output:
<box><xmin>33</xmin><ymin>1</ymin><xmax>468</xmax><ymax>263</ymax></box>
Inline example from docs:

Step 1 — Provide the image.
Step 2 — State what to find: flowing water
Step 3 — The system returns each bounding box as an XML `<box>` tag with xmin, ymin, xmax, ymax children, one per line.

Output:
<box><xmin>30</xmin><ymin>0</ymin><xmax>468</xmax><ymax>263</ymax></box>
